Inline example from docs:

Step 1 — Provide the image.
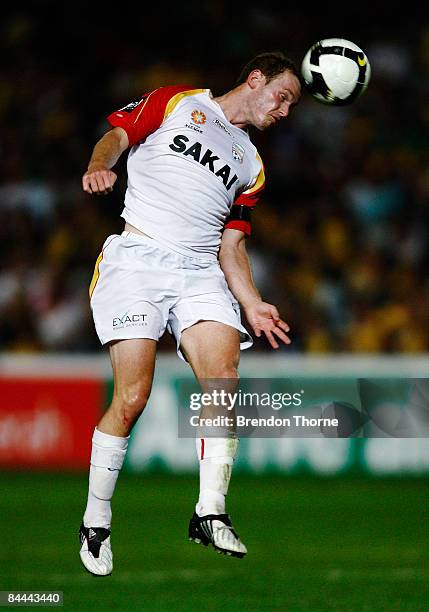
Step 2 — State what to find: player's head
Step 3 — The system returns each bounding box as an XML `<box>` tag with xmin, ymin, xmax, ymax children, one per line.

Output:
<box><xmin>237</xmin><ymin>52</ymin><xmax>301</xmax><ymax>86</ymax></box>
<box><xmin>237</xmin><ymin>51</ymin><xmax>302</xmax><ymax>130</ymax></box>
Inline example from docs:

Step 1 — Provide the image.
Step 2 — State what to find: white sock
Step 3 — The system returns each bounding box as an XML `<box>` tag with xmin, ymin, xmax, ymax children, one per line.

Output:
<box><xmin>195</xmin><ymin>437</ymin><xmax>238</xmax><ymax>516</ymax></box>
<box><xmin>83</xmin><ymin>428</ymin><xmax>129</xmax><ymax>529</ymax></box>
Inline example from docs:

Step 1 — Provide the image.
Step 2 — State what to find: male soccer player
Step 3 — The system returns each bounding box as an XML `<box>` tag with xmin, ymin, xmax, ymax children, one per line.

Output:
<box><xmin>79</xmin><ymin>52</ymin><xmax>301</xmax><ymax>575</ymax></box>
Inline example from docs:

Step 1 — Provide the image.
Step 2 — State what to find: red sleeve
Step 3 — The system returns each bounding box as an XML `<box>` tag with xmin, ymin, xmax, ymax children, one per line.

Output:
<box><xmin>224</xmin><ymin>160</ymin><xmax>265</xmax><ymax>236</ymax></box>
<box><xmin>107</xmin><ymin>85</ymin><xmax>194</xmax><ymax>146</ymax></box>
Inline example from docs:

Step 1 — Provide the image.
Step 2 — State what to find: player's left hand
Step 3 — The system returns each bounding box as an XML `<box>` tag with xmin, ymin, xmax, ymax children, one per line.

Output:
<box><xmin>244</xmin><ymin>301</ymin><xmax>291</xmax><ymax>349</ymax></box>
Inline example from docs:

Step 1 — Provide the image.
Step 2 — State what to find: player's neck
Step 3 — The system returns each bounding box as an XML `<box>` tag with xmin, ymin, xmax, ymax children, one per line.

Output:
<box><xmin>212</xmin><ymin>88</ymin><xmax>249</xmax><ymax>131</ymax></box>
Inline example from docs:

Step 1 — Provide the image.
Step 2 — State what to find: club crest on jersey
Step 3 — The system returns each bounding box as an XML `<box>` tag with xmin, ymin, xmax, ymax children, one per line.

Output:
<box><xmin>232</xmin><ymin>143</ymin><xmax>245</xmax><ymax>164</ymax></box>
<box><xmin>191</xmin><ymin>109</ymin><xmax>207</xmax><ymax>125</ymax></box>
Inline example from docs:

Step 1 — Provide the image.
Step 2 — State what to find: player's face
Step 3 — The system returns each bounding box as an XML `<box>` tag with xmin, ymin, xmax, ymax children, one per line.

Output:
<box><xmin>250</xmin><ymin>70</ymin><xmax>301</xmax><ymax>130</ymax></box>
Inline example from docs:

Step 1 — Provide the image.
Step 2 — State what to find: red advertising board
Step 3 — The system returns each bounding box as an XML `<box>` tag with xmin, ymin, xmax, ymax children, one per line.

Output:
<box><xmin>0</xmin><ymin>378</ymin><xmax>102</xmax><ymax>469</ymax></box>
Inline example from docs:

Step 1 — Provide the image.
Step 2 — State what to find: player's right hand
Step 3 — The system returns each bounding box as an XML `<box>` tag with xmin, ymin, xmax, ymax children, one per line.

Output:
<box><xmin>82</xmin><ymin>167</ymin><xmax>117</xmax><ymax>195</ymax></box>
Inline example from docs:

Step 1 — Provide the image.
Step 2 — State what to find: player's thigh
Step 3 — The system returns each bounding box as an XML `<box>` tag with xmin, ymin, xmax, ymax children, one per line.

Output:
<box><xmin>109</xmin><ymin>338</ymin><xmax>157</xmax><ymax>408</ymax></box>
<box><xmin>180</xmin><ymin>321</ymin><xmax>240</xmax><ymax>380</ymax></box>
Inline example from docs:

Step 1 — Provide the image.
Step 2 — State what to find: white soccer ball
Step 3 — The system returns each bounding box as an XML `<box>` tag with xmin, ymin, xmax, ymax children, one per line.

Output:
<box><xmin>301</xmin><ymin>38</ymin><xmax>371</xmax><ymax>105</ymax></box>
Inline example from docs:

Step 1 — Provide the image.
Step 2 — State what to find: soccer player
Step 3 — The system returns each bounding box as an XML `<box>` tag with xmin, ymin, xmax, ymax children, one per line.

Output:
<box><xmin>79</xmin><ymin>52</ymin><xmax>301</xmax><ymax>575</ymax></box>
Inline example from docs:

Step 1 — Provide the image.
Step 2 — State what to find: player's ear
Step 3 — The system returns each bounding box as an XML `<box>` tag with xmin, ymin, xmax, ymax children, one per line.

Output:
<box><xmin>247</xmin><ymin>69</ymin><xmax>265</xmax><ymax>90</ymax></box>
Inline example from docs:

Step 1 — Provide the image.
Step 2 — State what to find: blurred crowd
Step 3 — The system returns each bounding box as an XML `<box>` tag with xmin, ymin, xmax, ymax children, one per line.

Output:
<box><xmin>1</xmin><ymin>4</ymin><xmax>429</xmax><ymax>353</ymax></box>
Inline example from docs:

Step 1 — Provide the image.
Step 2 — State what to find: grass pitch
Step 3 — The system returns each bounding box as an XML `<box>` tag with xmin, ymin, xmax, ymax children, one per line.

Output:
<box><xmin>0</xmin><ymin>472</ymin><xmax>428</xmax><ymax>611</ymax></box>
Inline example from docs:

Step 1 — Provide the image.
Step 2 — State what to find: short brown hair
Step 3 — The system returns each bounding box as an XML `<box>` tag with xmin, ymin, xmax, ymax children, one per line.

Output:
<box><xmin>236</xmin><ymin>51</ymin><xmax>301</xmax><ymax>86</ymax></box>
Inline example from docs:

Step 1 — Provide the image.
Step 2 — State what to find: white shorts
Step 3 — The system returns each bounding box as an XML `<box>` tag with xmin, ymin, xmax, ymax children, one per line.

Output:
<box><xmin>89</xmin><ymin>231</ymin><xmax>253</xmax><ymax>361</ymax></box>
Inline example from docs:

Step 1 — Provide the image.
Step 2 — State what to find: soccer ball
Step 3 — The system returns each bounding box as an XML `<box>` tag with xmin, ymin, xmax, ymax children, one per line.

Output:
<box><xmin>301</xmin><ymin>38</ymin><xmax>371</xmax><ymax>105</ymax></box>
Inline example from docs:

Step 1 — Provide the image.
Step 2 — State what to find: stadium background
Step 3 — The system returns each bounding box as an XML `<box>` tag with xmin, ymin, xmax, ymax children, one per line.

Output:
<box><xmin>1</xmin><ymin>3</ymin><xmax>429</xmax><ymax>610</ymax></box>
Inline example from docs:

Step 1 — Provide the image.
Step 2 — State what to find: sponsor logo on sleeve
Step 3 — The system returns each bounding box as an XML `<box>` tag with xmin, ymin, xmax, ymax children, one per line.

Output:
<box><xmin>118</xmin><ymin>96</ymin><xmax>147</xmax><ymax>113</ymax></box>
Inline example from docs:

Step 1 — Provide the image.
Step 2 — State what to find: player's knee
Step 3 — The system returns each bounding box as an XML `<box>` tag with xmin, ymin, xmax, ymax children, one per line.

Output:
<box><xmin>114</xmin><ymin>383</ymin><xmax>151</xmax><ymax>424</ymax></box>
<box><xmin>221</xmin><ymin>366</ymin><xmax>239</xmax><ymax>380</ymax></box>
<box><xmin>206</xmin><ymin>364</ymin><xmax>239</xmax><ymax>380</ymax></box>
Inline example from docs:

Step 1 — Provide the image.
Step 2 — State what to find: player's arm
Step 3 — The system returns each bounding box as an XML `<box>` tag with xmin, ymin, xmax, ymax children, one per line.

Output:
<box><xmin>219</xmin><ymin>228</ymin><xmax>291</xmax><ymax>349</ymax></box>
<box><xmin>83</xmin><ymin>85</ymin><xmax>194</xmax><ymax>196</ymax></box>
<box><xmin>82</xmin><ymin>127</ymin><xmax>129</xmax><ymax>195</ymax></box>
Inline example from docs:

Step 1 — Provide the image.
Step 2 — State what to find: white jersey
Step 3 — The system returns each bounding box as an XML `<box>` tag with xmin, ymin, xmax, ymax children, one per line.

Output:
<box><xmin>108</xmin><ymin>86</ymin><xmax>265</xmax><ymax>260</ymax></box>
